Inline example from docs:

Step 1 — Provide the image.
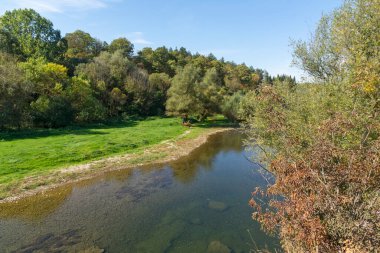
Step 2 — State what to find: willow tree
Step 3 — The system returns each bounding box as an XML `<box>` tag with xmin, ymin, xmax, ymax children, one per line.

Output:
<box><xmin>75</xmin><ymin>50</ymin><xmax>134</xmax><ymax>116</ymax></box>
<box><xmin>166</xmin><ymin>64</ymin><xmax>202</xmax><ymax>117</ymax></box>
<box><xmin>247</xmin><ymin>0</ymin><xmax>380</xmax><ymax>252</ymax></box>
<box><xmin>292</xmin><ymin>0</ymin><xmax>380</xmax><ymax>94</ymax></box>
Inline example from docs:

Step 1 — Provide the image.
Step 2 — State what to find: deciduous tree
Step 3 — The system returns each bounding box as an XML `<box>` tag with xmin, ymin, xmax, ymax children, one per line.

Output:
<box><xmin>0</xmin><ymin>9</ymin><xmax>66</xmax><ymax>61</ymax></box>
<box><xmin>0</xmin><ymin>52</ymin><xmax>32</xmax><ymax>128</ymax></box>
<box><xmin>108</xmin><ymin>37</ymin><xmax>134</xmax><ymax>58</ymax></box>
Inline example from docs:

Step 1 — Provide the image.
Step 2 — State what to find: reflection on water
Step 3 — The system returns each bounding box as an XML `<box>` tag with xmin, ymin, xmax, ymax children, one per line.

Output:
<box><xmin>170</xmin><ymin>132</ymin><xmax>244</xmax><ymax>183</ymax></box>
<box><xmin>0</xmin><ymin>130</ymin><xmax>279</xmax><ymax>252</ymax></box>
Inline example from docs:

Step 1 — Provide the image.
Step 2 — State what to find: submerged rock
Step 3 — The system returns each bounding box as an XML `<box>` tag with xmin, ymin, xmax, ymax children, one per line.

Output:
<box><xmin>207</xmin><ymin>240</ymin><xmax>231</xmax><ymax>253</ymax></box>
<box><xmin>135</xmin><ymin>219</ymin><xmax>186</xmax><ymax>253</ymax></box>
<box><xmin>15</xmin><ymin>229</ymin><xmax>82</xmax><ymax>253</ymax></box>
<box><xmin>208</xmin><ymin>200</ymin><xmax>228</xmax><ymax>212</ymax></box>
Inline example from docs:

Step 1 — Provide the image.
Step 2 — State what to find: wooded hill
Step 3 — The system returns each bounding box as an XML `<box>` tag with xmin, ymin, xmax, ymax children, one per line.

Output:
<box><xmin>0</xmin><ymin>8</ymin><xmax>295</xmax><ymax>129</ymax></box>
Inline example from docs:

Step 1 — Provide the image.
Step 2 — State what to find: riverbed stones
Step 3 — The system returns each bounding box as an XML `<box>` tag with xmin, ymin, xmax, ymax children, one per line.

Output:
<box><xmin>207</xmin><ymin>240</ymin><xmax>231</xmax><ymax>253</ymax></box>
<box><xmin>208</xmin><ymin>200</ymin><xmax>228</xmax><ymax>212</ymax></box>
<box><xmin>135</xmin><ymin>219</ymin><xmax>186</xmax><ymax>253</ymax></box>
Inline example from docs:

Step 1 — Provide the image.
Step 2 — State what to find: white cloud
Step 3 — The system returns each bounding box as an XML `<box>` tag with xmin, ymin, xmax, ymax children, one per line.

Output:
<box><xmin>5</xmin><ymin>0</ymin><xmax>116</xmax><ymax>13</ymax></box>
<box><xmin>129</xmin><ymin>32</ymin><xmax>153</xmax><ymax>46</ymax></box>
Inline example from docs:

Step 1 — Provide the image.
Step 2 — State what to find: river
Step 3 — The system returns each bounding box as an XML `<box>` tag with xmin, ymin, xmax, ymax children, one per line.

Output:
<box><xmin>0</xmin><ymin>130</ymin><xmax>279</xmax><ymax>252</ymax></box>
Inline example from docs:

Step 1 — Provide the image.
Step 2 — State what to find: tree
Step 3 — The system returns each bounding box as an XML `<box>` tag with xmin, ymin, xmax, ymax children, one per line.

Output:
<box><xmin>124</xmin><ymin>68</ymin><xmax>151</xmax><ymax>115</ymax></box>
<box><xmin>136</xmin><ymin>47</ymin><xmax>154</xmax><ymax>73</ymax></box>
<box><xmin>291</xmin><ymin>0</ymin><xmax>380</xmax><ymax>90</ymax></box>
<box><xmin>148</xmin><ymin>73</ymin><xmax>172</xmax><ymax>115</ymax></box>
<box><xmin>247</xmin><ymin>0</ymin><xmax>380</xmax><ymax>251</ymax></box>
<box><xmin>166</xmin><ymin>64</ymin><xmax>203</xmax><ymax>117</ymax></box>
<box><xmin>221</xmin><ymin>91</ymin><xmax>243</xmax><ymax>122</ymax></box>
<box><xmin>67</xmin><ymin>77</ymin><xmax>106</xmax><ymax>123</ymax></box>
<box><xmin>223</xmin><ymin>62</ymin><xmax>243</xmax><ymax>92</ymax></box>
<box><xmin>108</xmin><ymin>37</ymin><xmax>134</xmax><ymax>58</ymax></box>
<box><xmin>332</xmin><ymin>0</ymin><xmax>380</xmax><ymax>94</ymax></box>
<box><xmin>19</xmin><ymin>57</ymin><xmax>73</xmax><ymax>127</ymax></box>
<box><xmin>170</xmin><ymin>47</ymin><xmax>192</xmax><ymax>68</ymax></box>
<box><xmin>65</xmin><ymin>30</ymin><xmax>106</xmax><ymax>62</ymax></box>
<box><xmin>291</xmin><ymin>15</ymin><xmax>342</xmax><ymax>82</ymax></box>
<box><xmin>76</xmin><ymin>50</ymin><xmax>140</xmax><ymax>116</ymax></box>
<box><xmin>30</xmin><ymin>95</ymin><xmax>73</xmax><ymax>127</ymax></box>
<box><xmin>0</xmin><ymin>52</ymin><xmax>32</xmax><ymax>128</ymax></box>
<box><xmin>151</xmin><ymin>47</ymin><xmax>176</xmax><ymax>76</ymax></box>
<box><xmin>235</xmin><ymin>63</ymin><xmax>253</xmax><ymax>86</ymax></box>
<box><xmin>135</xmin><ymin>47</ymin><xmax>176</xmax><ymax>76</ymax></box>
<box><xmin>196</xmin><ymin>67</ymin><xmax>224</xmax><ymax>118</ymax></box>
<box><xmin>0</xmin><ymin>9</ymin><xmax>66</xmax><ymax>61</ymax></box>
<box><xmin>76</xmin><ymin>50</ymin><xmax>134</xmax><ymax>88</ymax></box>
<box><xmin>191</xmin><ymin>54</ymin><xmax>213</xmax><ymax>76</ymax></box>
<box><xmin>109</xmin><ymin>87</ymin><xmax>128</xmax><ymax>115</ymax></box>
<box><xmin>19</xmin><ymin>58</ymin><xmax>69</xmax><ymax>96</ymax></box>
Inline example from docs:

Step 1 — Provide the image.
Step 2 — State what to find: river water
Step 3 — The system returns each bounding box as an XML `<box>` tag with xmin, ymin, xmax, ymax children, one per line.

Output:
<box><xmin>0</xmin><ymin>130</ymin><xmax>279</xmax><ymax>252</ymax></box>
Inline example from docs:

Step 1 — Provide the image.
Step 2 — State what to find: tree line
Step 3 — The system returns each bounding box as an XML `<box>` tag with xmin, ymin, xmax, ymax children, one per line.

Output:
<box><xmin>0</xmin><ymin>8</ymin><xmax>295</xmax><ymax>129</ymax></box>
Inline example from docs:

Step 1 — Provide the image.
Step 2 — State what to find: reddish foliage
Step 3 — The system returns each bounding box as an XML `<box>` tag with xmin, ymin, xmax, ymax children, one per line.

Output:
<box><xmin>250</xmin><ymin>113</ymin><xmax>380</xmax><ymax>252</ymax></box>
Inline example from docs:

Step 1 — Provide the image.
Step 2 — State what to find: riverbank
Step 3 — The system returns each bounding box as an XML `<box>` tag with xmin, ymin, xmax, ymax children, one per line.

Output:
<box><xmin>0</xmin><ymin>124</ymin><xmax>235</xmax><ymax>203</ymax></box>
<box><xmin>0</xmin><ymin>128</ymin><xmax>280</xmax><ymax>253</ymax></box>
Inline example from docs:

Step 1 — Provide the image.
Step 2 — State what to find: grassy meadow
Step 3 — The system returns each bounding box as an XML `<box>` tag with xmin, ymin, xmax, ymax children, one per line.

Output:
<box><xmin>0</xmin><ymin>116</ymin><xmax>234</xmax><ymax>195</ymax></box>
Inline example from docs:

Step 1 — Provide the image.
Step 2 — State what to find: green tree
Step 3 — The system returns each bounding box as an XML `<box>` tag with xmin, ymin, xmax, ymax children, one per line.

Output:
<box><xmin>124</xmin><ymin>68</ymin><xmax>152</xmax><ymax>115</ymax></box>
<box><xmin>247</xmin><ymin>0</ymin><xmax>380</xmax><ymax>251</ymax></box>
<box><xmin>30</xmin><ymin>95</ymin><xmax>73</xmax><ymax>127</ymax></box>
<box><xmin>333</xmin><ymin>0</ymin><xmax>380</xmax><ymax>94</ymax></box>
<box><xmin>76</xmin><ymin>50</ymin><xmax>134</xmax><ymax>90</ymax></box>
<box><xmin>223</xmin><ymin>62</ymin><xmax>243</xmax><ymax>92</ymax></box>
<box><xmin>136</xmin><ymin>47</ymin><xmax>154</xmax><ymax>73</ymax></box>
<box><xmin>151</xmin><ymin>47</ymin><xmax>176</xmax><ymax>76</ymax></box>
<box><xmin>166</xmin><ymin>64</ymin><xmax>203</xmax><ymax>117</ymax></box>
<box><xmin>0</xmin><ymin>52</ymin><xmax>32</xmax><ymax>128</ymax></box>
<box><xmin>0</xmin><ymin>9</ymin><xmax>66</xmax><ymax>61</ymax></box>
<box><xmin>170</xmin><ymin>47</ymin><xmax>192</xmax><ymax>68</ymax></box>
<box><xmin>108</xmin><ymin>37</ymin><xmax>134</xmax><ymax>58</ymax></box>
<box><xmin>136</xmin><ymin>47</ymin><xmax>176</xmax><ymax>76</ymax></box>
<box><xmin>148</xmin><ymin>73</ymin><xmax>172</xmax><ymax>115</ymax></box>
<box><xmin>196</xmin><ymin>67</ymin><xmax>224</xmax><ymax>118</ymax></box>
<box><xmin>19</xmin><ymin>57</ymin><xmax>73</xmax><ymax>127</ymax></box>
<box><xmin>221</xmin><ymin>91</ymin><xmax>244</xmax><ymax>122</ymax></box>
<box><xmin>291</xmin><ymin>15</ymin><xmax>342</xmax><ymax>82</ymax></box>
<box><xmin>76</xmin><ymin>50</ymin><xmax>137</xmax><ymax>116</ymax></box>
<box><xmin>191</xmin><ymin>54</ymin><xmax>213</xmax><ymax>76</ymax></box>
<box><xmin>65</xmin><ymin>30</ymin><xmax>106</xmax><ymax>62</ymax></box>
<box><xmin>19</xmin><ymin>58</ymin><xmax>69</xmax><ymax>96</ymax></box>
<box><xmin>67</xmin><ymin>77</ymin><xmax>106</xmax><ymax>122</ymax></box>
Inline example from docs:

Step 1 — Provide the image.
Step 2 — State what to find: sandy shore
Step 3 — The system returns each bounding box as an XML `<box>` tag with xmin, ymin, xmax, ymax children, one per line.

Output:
<box><xmin>0</xmin><ymin>127</ymin><xmax>234</xmax><ymax>203</ymax></box>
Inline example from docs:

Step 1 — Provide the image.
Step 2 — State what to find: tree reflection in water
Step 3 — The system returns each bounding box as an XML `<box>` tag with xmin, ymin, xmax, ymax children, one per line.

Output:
<box><xmin>170</xmin><ymin>130</ymin><xmax>243</xmax><ymax>183</ymax></box>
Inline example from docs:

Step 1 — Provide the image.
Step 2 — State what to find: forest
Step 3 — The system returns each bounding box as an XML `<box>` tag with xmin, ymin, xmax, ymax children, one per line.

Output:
<box><xmin>0</xmin><ymin>8</ymin><xmax>295</xmax><ymax>129</ymax></box>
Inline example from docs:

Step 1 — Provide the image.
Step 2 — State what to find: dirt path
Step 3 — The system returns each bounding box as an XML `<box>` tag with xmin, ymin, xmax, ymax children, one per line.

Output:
<box><xmin>1</xmin><ymin>127</ymin><xmax>234</xmax><ymax>203</ymax></box>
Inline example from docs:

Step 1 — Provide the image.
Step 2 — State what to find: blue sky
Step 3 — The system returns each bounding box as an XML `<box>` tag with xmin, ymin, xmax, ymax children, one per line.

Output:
<box><xmin>0</xmin><ymin>0</ymin><xmax>343</xmax><ymax>79</ymax></box>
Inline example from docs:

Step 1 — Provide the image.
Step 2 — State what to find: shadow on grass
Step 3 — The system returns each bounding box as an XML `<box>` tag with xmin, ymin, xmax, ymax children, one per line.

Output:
<box><xmin>193</xmin><ymin>118</ymin><xmax>239</xmax><ymax>128</ymax></box>
<box><xmin>0</xmin><ymin>120</ymin><xmax>138</xmax><ymax>141</ymax></box>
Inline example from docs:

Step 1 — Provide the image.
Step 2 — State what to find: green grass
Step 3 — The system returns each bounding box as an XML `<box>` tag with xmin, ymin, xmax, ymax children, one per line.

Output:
<box><xmin>0</xmin><ymin>116</ymin><xmax>234</xmax><ymax>189</ymax></box>
<box><xmin>0</xmin><ymin>117</ymin><xmax>185</xmax><ymax>185</ymax></box>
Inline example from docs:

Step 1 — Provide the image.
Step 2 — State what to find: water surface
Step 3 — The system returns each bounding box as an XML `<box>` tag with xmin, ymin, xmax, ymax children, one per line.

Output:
<box><xmin>0</xmin><ymin>130</ymin><xmax>279</xmax><ymax>252</ymax></box>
